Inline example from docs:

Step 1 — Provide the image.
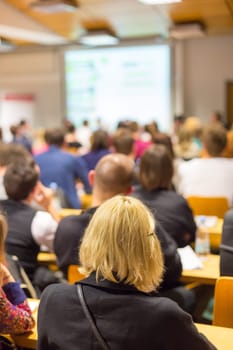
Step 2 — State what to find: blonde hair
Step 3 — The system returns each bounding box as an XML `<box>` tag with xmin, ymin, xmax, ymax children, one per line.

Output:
<box><xmin>80</xmin><ymin>195</ymin><xmax>164</xmax><ymax>292</ymax></box>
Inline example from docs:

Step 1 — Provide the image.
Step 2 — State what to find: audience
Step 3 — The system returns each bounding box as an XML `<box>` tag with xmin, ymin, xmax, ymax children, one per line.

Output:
<box><xmin>54</xmin><ymin>153</ymin><xmax>135</xmax><ymax>275</ymax></box>
<box><xmin>0</xmin><ymin>160</ymin><xmax>59</xmax><ymax>292</ymax></box>
<box><xmin>112</xmin><ymin>128</ymin><xmax>135</xmax><ymax>159</ymax></box>
<box><xmin>174</xmin><ymin>126</ymin><xmax>201</xmax><ymax>160</ymax></box>
<box><xmin>10</xmin><ymin>119</ymin><xmax>33</xmax><ymax>154</ymax></box>
<box><xmin>54</xmin><ymin>153</ymin><xmax>186</xmax><ymax>308</ymax></box>
<box><xmin>76</xmin><ymin>120</ymin><xmax>92</xmax><ymax>152</ymax></box>
<box><xmin>82</xmin><ymin>130</ymin><xmax>110</xmax><ymax>170</ymax></box>
<box><xmin>38</xmin><ymin>196</ymin><xmax>215</xmax><ymax>350</ymax></box>
<box><xmin>0</xmin><ymin>143</ymin><xmax>32</xmax><ymax>200</ymax></box>
<box><xmin>0</xmin><ymin>213</ymin><xmax>35</xmax><ymax>335</ymax></box>
<box><xmin>35</xmin><ymin>128</ymin><xmax>92</xmax><ymax>209</ymax></box>
<box><xmin>132</xmin><ymin>144</ymin><xmax>196</xmax><ymax>247</ymax></box>
<box><xmin>177</xmin><ymin>124</ymin><xmax>233</xmax><ymax>205</ymax></box>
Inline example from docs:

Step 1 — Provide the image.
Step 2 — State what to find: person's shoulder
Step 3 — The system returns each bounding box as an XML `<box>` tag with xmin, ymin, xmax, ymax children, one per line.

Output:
<box><xmin>40</xmin><ymin>283</ymin><xmax>76</xmax><ymax>304</ymax></box>
<box><xmin>55</xmin><ymin>210</ymin><xmax>94</xmax><ymax>240</ymax></box>
<box><xmin>224</xmin><ymin>208</ymin><xmax>233</xmax><ymax>223</ymax></box>
<box><xmin>142</xmin><ymin>295</ymin><xmax>187</xmax><ymax>321</ymax></box>
<box><xmin>59</xmin><ymin>211</ymin><xmax>92</xmax><ymax>228</ymax></box>
<box><xmin>165</xmin><ymin>190</ymin><xmax>190</xmax><ymax>206</ymax></box>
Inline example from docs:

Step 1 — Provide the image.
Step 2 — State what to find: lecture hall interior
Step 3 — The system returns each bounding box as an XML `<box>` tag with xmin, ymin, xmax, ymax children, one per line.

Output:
<box><xmin>0</xmin><ymin>1</ymin><xmax>233</xmax><ymax>349</ymax></box>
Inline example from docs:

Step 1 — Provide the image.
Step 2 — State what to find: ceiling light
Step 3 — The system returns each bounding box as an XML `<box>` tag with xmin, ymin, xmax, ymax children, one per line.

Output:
<box><xmin>0</xmin><ymin>38</ymin><xmax>15</xmax><ymax>52</ymax></box>
<box><xmin>79</xmin><ymin>30</ymin><xmax>119</xmax><ymax>46</ymax></box>
<box><xmin>138</xmin><ymin>0</ymin><xmax>182</xmax><ymax>4</ymax></box>
<box><xmin>170</xmin><ymin>22</ymin><xmax>206</xmax><ymax>39</ymax></box>
<box><xmin>30</xmin><ymin>0</ymin><xmax>78</xmax><ymax>13</ymax></box>
<box><xmin>0</xmin><ymin>25</ymin><xmax>67</xmax><ymax>45</ymax></box>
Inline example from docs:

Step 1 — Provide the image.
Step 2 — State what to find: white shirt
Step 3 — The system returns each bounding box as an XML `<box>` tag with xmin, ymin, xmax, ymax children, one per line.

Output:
<box><xmin>177</xmin><ymin>158</ymin><xmax>233</xmax><ymax>206</ymax></box>
<box><xmin>31</xmin><ymin>211</ymin><xmax>58</xmax><ymax>252</ymax></box>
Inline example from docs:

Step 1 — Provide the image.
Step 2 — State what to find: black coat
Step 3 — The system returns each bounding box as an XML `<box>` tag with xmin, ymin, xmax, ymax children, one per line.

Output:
<box><xmin>220</xmin><ymin>208</ymin><xmax>233</xmax><ymax>276</ymax></box>
<box><xmin>37</xmin><ymin>274</ymin><xmax>216</xmax><ymax>350</ymax></box>
<box><xmin>131</xmin><ymin>187</ymin><xmax>196</xmax><ymax>247</ymax></box>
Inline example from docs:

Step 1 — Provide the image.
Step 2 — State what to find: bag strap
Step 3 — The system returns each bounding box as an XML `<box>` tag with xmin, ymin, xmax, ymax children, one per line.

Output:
<box><xmin>77</xmin><ymin>284</ymin><xmax>109</xmax><ymax>350</ymax></box>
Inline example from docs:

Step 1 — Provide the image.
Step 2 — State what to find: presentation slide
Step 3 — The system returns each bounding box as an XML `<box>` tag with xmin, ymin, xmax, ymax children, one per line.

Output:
<box><xmin>64</xmin><ymin>45</ymin><xmax>171</xmax><ymax>132</ymax></box>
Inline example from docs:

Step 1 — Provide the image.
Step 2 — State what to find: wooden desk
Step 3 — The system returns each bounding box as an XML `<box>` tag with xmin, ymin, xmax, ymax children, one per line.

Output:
<box><xmin>12</xmin><ymin>299</ymin><xmax>39</xmax><ymax>349</ymax></box>
<box><xmin>180</xmin><ymin>254</ymin><xmax>220</xmax><ymax>285</ymax></box>
<box><xmin>196</xmin><ymin>323</ymin><xmax>233</xmax><ymax>350</ymax></box>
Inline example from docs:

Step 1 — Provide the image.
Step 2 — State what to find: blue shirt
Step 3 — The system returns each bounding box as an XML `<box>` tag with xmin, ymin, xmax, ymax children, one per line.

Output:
<box><xmin>35</xmin><ymin>146</ymin><xmax>91</xmax><ymax>209</ymax></box>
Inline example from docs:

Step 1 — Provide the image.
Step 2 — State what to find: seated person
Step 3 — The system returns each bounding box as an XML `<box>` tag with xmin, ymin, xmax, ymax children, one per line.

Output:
<box><xmin>35</xmin><ymin>128</ymin><xmax>91</xmax><ymax>209</ymax></box>
<box><xmin>54</xmin><ymin>154</ymin><xmax>182</xmax><ymax>293</ymax></box>
<box><xmin>0</xmin><ymin>213</ymin><xmax>34</xmax><ymax>334</ymax></box>
<box><xmin>0</xmin><ymin>159</ymin><xmax>59</xmax><ymax>292</ymax></box>
<box><xmin>220</xmin><ymin>208</ymin><xmax>233</xmax><ymax>276</ymax></box>
<box><xmin>38</xmin><ymin>196</ymin><xmax>215</xmax><ymax>350</ymax></box>
<box><xmin>132</xmin><ymin>144</ymin><xmax>196</xmax><ymax>247</ymax></box>
<box><xmin>0</xmin><ymin>143</ymin><xmax>32</xmax><ymax>200</ymax></box>
<box><xmin>177</xmin><ymin>124</ymin><xmax>233</xmax><ymax>206</ymax></box>
<box><xmin>82</xmin><ymin>130</ymin><xmax>111</xmax><ymax>171</ymax></box>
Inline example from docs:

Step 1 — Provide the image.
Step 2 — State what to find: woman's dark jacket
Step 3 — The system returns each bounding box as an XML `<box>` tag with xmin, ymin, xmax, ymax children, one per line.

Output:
<box><xmin>37</xmin><ymin>274</ymin><xmax>216</xmax><ymax>350</ymax></box>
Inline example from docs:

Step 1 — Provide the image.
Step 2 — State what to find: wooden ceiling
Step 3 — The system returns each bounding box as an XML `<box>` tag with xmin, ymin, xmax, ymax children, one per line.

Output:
<box><xmin>2</xmin><ymin>0</ymin><xmax>233</xmax><ymax>48</ymax></box>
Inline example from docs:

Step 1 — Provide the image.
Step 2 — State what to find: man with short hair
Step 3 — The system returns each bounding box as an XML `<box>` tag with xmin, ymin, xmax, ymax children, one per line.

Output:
<box><xmin>1</xmin><ymin>160</ymin><xmax>59</xmax><ymax>288</ymax></box>
<box><xmin>35</xmin><ymin>128</ymin><xmax>91</xmax><ymax>209</ymax></box>
<box><xmin>54</xmin><ymin>153</ymin><xmax>182</xmax><ymax>292</ymax></box>
<box><xmin>0</xmin><ymin>143</ymin><xmax>32</xmax><ymax>199</ymax></box>
<box><xmin>177</xmin><ymin>124</ymin><xmax>233</xmax><ymax>206</ymax></box>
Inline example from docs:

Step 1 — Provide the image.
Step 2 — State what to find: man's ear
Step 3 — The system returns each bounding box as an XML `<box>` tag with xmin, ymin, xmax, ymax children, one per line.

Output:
<box><xmin>88</xmin><ymin>170</ymin><xmax>95</xmax><ymax>186</ymax></box>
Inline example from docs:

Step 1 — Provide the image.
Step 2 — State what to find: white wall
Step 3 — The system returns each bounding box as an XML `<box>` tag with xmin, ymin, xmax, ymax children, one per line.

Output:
<box><xmin>0</xmin><ymin>49</ymin><xmax>63</xmax><ymax>129</ymax></box>
<box><xmin>0</xmin><ymin>35</ymin><xmax>233</xmax><ymax>130</ymax></box>
<box><xmin>183</xmin><ymin>34</ymin><xmax>233</xmax><ymax>122</ymax></box>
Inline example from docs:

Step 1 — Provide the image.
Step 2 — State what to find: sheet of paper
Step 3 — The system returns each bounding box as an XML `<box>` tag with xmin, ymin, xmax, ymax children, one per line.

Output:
<box><xmin>177</xmin><ymin>245</ymin><xmax>203</xmax><ymax>270</ymax></box>
<box><xmin>195</xmin><ymin>215</ymin><xmax>218</xmax><ymax>228</ymax></box>
<box><xmin>28</xmin><ymin>299</ymin><xmax>39</xmax><ymax>312</ymax></box>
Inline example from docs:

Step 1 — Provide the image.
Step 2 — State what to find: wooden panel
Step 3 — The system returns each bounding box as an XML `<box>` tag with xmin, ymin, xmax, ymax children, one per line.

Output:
<box><xmin>4</xmin><ymin>0</ymin><xmax>233</xmax><ymax>47</ymax></box>
<box><xmin>226</xmin><ymin>81</ymin><xmax>233</xmax><ymax>127</ymax></box>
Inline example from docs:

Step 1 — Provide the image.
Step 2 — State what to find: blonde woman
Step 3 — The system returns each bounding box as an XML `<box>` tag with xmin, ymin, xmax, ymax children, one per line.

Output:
<box><xmin>38</xmin><ymin>196</ymin><xmax>215</xmax><ymax>350</ymax></box>
<box><xmin>0</xmin><ymin>214</ymin><xmax>35</xmax><ymax>335</ymax></box>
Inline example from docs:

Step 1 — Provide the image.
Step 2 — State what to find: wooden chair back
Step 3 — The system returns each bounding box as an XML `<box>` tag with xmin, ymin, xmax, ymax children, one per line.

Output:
<box><xmin>67</xmin><ymin>265</ymin><xmax>85</xmax><ymax>284</ymax></box>
<box><xmin>213</xmin><ymin>276</ymin><xmax>233</xmax><ymax>328</ymax></box>
<box><xmin>80</xmin><ymin>194</ymin><xmax>92</xmax><ymax>209</ymax></box>
<box><xmin>186</xmin><ymin>196</ymin><xmax>229</xmax><ymax>218</ymax></box>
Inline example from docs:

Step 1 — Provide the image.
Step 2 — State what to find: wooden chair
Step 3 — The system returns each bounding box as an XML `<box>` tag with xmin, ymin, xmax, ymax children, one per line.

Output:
<box><xmin>186</xmin><ymin>196</ymin><xmax>229</xmax><ymax>218</ymax></box>
<box><xmin>59</xmin><ymin>208</ymin><xmax>82</xmax><ymax>219</ymax></box>
<box><xmin>213</xmin><ymin>276</ymin><xmax>233</xmax><ymax>328</ymax></box>
<box><xmin>80</xmin><ymin>194</ymin><xmax>93</xmax><ymax>209</ymax></box>
<box><xmin>67</xmin><ymin>265</ymin><xmax>85</xmax><ymax>284</ymax></box>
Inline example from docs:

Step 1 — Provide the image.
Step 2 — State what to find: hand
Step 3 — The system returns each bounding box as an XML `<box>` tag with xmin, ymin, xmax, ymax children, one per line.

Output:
<box><xmin>0</xmin><ymin>264</ymin><xmax>14</xmax><ymax>286</ymax></box>
<box><xmin>33</xmin><ymin>181</ymin><xmax>53</xmax><ymax>210</ymax></box>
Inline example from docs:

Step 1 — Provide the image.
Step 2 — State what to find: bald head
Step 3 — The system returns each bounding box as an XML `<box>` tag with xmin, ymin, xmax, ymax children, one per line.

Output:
<box><xmin>93</xmin><ymin>154</ymin><xmax>134</xmax><ymax>198</ymax></box>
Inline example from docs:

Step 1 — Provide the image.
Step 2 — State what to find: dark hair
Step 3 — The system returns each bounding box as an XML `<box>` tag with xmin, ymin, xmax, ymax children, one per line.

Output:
<box><xmin>4</xmin><ymin>160</ymin><xmax>38</xmax><ymax>200</ymax></box>
<box><xmin>10</xmin><ymin>125</ymin><xmax>18</xmax><ymax>136</ymax></box>
<box><xmin>112</xmin><ymin>129</ymin><xmax>134</xmax><ymax>155</ymax></box>
<box><xmin>153</xmin><ymin>133</ymin><xmax>174</xmax><ymax>159</ymax></box>
<box><xmin>139</xmin><ymin>144</ymin><xmax>173</xmax><ymax>191</ymax></box>
<box><xmin>90</xmin><ymin>130</ymin><xmax>109</xmax><ymax>152</ymax></box>
<box><xmin>202</xmin><ymin>124</ymin><xmax>227</xmax><ymax>157</ymax></box>
<box><xmin>44</xmin><ymin>128</ymin><xmax>65</xmax><ymax>147</ymax></box>
<box><xmin>0</xmin><ymin>143</ymin><xmax>32</xmax><ymax>167</ymax></box>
